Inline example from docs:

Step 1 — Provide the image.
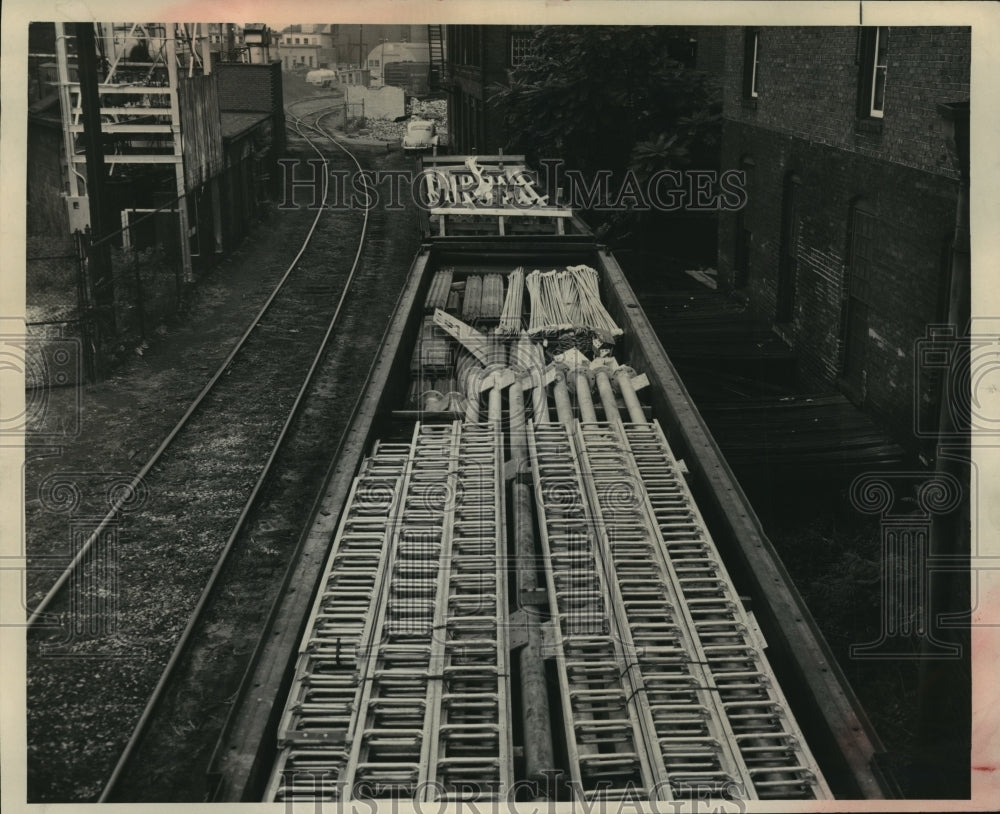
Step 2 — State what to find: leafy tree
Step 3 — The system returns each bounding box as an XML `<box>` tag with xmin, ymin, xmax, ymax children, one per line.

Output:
<box><xmin>490</xmin><ymin>26</ymin><xmax>721</xmax><ymax>238</ymax></box>
<box><xmin>491</xmin><ymin>26</ymin><xmax>721</xmax><ymax>181</ymax></box>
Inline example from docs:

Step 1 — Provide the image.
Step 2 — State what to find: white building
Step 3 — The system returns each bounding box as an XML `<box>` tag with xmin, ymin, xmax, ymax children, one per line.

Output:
<box><xmin>366</xmin><ymin>41</ymin><xmax>429</xmax><ymax>86</ymax></box>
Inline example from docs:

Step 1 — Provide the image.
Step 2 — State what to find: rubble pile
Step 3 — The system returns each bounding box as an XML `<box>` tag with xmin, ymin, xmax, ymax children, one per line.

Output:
<box><xmin>364</xmin><ymin>118</ymin><xmax>409</xmax><ymax>141</ymax></box>
<box><xmin>353</xmin><ymin>98</ymin><xmax>450</xmax><ymax>144</ymax></box>
<box><xmin>409</xmin><ymin>98</ymin><xmax>448</xmax><ymax>121</ymax></box>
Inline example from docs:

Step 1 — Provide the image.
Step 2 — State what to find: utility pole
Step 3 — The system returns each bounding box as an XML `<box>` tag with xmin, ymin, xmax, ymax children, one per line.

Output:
<box><xmin>75</xmin><ymin>22</ymin><xmax>115</xmax><ymax>327</ymax></box>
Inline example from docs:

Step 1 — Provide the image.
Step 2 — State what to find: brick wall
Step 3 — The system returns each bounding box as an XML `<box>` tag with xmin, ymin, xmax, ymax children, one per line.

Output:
<box><xmin>215</xmin><ymin>61</ymin><xmax>285</xmax><ymax>156</ymax></box>
<box><xmin>722</xmin><ymin>27</ymin><xmax>970</xmax><ymax>178</ymax></box>
<box><xmin>693</xmin><ymin>26</ymin><xmax>727</xmax><ymax>74</ymax></box>
<box><xmin>716</xmin><ymin>26</ymin><xmax>968</xmax><ymax>448</ymax></box>
<box><xmin>718</xmin><ymin>119</ymin><xmax>959</xmax><ymax>444</ymax></box>
<box><xmin>448</xmin><ymin>26</ymin><xmax>512</xmax><ymax>154</ymax></box>
<box><xmin>215</xmin><ymin>62</ymin><xmax>283</xmax><ymax>113</ymax></box>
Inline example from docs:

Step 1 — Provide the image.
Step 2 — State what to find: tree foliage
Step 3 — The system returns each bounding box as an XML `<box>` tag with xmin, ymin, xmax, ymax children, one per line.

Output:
<box><xmin>490</xmin><ymin>26</ymin><xmax>721</xmax><ymax>186</ymax></box>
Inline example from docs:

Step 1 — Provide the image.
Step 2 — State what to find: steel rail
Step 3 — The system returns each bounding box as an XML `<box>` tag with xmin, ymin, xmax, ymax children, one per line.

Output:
<box><xmin>97</xmin><ymin>102</ymin><xmax>366</xmax><ymax>801</ymax></box>
<box><xmin>25</xmin><ymin>101</ymin><xmax>341</xmax><ymax>631</ymax></box>
<box><xmin>97</xmin><ymin>102</ymin><xmax>362</xmax><ymax>799</ymax></box>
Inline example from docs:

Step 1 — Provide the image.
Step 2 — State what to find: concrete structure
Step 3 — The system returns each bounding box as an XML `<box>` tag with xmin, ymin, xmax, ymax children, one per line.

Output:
<box><xmin>343</xmin><ymin>84</ymin><xmax>406</xmax><ymax>121</ymax></box>
<box><xmin>215</xmin><ymin>61</ymin><xmax>286</xmax><ymax>217</ymax></box>
<box><xmin>715</xmin><ymin>26</ymin><xmax>970</xmax><ymax>445</ymax></box>
<box><xmin>242</xmin><ymin>24</ymin><xmax>274</xmax><ymax>64</ymax></box>
<box><xmin>365</xmin><ymin>41</ymin><xmax>429</xmax><ymax>87</ymax></box>
<box><xmin>206</xmin><ymin>24</ymin><xmax>245</xmax><ymax>61</ymax></box>
<box><xmin>334</xmin><ymin>67</ymin><xmax>370</xmax><ymax>86</ymax></box>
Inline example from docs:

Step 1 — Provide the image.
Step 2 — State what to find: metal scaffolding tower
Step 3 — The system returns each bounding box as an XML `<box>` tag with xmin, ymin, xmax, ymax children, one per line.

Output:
<box><xmin>54</xmin><ymin>22</ymin><xmax>215</xmax><ymax>282</ymax></box>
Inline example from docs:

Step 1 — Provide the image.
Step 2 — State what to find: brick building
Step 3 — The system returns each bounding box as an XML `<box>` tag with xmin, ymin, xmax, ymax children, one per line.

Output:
<box><xmin>214</xmin><ymin>62</ymin><xmax>286</xmax><ymax>248</ymax></box>
<box><xmin>444</xmin><ymin>25</ymin><xmax>537</xmax><ymax>155</ymax></box>
<box><xmin>716</xmin><ymin>27</ymin><xmax>970</xmax><ymax>447</ymax></box>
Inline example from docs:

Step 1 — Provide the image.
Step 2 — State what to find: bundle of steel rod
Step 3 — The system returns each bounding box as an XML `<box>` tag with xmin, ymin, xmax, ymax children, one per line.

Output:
<box><xmin>462</xmin><ymin>275</ymin><xmax>484</xmax><ymax>321</ymax></box>
<box><xmin>564</xmin><ymin>264</ymin><xmax>623</xmax><ymax>338</ymax></box>
<box><xmin>496</xmin><ymin>267</ymin><xmax>525</xmax><ymax>336</ymax></box>
<box><xmin>526</xmin><ymin>270</ymin><xmax>571</xmax><ymax>334</ymax></box>
<box><xmin>412</xmin><ymin>316</ymin><xmax>452</xmax><ymax>375</ymax></box>
<box><xmin>425</xmin><ymin>269</ymin><xmax>454</xmax><ymax>312</ymax></box>
<box><xmin>512</xmin><ymin>335</ymin><xmax>550</xmax><ymax>423</ymax></box>
<box><xmin>525</xmin><ymin>267</ymin><xmax>623</xmax><ymax>338</ymax></box>
<box><xmin>480</xmin><ymin>274</ymin><xmax>505</xmax><ymax>320</ymax></box>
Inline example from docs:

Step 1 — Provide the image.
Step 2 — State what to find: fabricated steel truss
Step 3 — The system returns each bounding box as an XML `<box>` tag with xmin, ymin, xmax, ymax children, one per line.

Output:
<box><xmin>54</xmin><ymin>22</ymin><xmax>215</xmax><ymax>278</ymax></box>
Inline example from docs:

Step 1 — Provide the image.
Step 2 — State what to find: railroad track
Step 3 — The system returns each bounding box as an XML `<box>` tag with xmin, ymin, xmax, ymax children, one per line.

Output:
<box><xmin>26</xmin><ymin>100</ymin><xmax>421</xmax><ymax>802</ymax></box>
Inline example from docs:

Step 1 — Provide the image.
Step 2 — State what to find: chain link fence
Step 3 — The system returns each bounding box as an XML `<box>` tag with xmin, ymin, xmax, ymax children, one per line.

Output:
<box><xmin>26</xmin><ymin>198</ymin><xmax>187</xmax><ymax>384</ymax></box>
<box><xmin>27</xmin><ymin>160</ymin><xmax>271</xmax><ymax>384</ymax></box>
<box><xmin>26</xmin><ymin>236</ymin><xmax>91</xmax><ymax>386</ymax></box>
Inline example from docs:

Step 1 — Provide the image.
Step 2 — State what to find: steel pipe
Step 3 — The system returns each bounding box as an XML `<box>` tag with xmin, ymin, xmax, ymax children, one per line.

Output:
<box><xmin>485</xmin><ymin>339</ymin><xmax>507</xmax><ymax>424</ymax></box>
<box><xmin>516</xmin><ymin>336</ymin><xmax>550</xmax><ymax>424</ymax></box>
<box><xmin>509</xmin><ymin>381</ymin><xmax>555</xmax><ymax>789</ymax></box>
<box><xmin>457</xmin><ymin>352</ymin><xmax>485</xmax><ymax>422</ymax></box>
<box><xmin>613</xmin><ymin>366</ymin><xmax>646</xmax><ymax>425</ymax></box>
<box><xmin>570</xmin><ymin>368</ymin><xmax>597</xmax><ymax>424</ymax></box>
<box><xmin>594</xmin><ymin>367</ymin><xmax>621</xmax><ymax>427</ymax></box>
<box><xmin>552</xmin><ymin>366</ymin><xmax>574</xmax><ymax>426</ymax></box>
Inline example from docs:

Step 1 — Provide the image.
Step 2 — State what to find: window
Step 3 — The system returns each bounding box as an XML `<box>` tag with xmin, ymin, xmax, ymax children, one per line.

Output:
<box><xmin>295</xmin><ymin>37</ymin><xmax>300</xmax><ymax>44</ymax></box>
<box><xmin>510</xmin><ymin>31</ymin><xmax>535</xmax><ymax>67</ymax></box>
<box><xmin>742</xmin><ymin>29</ymin><xmax>759</xmax><ymax>99</ymax></box>
<box><xmin>309</xmin><ymin>56</ymin><xmax>314</xmax><ymax>66</ymax></box>
<box><xmin>858</xmin><ymin>27</ymin><xmax>889</xmax><ymax>118</ymax></box>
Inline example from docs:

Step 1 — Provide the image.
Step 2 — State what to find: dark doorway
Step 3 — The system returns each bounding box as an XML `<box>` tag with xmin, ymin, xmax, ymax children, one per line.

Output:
<box><xmin>775</xmin><ymin>171</ymin><xmax>800</xmax><ymax>323</ymax></box>
<box><xmin>842</xmin><ymin>201</ymin><xmax>876</xmax><ymax>400</ymax></box>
